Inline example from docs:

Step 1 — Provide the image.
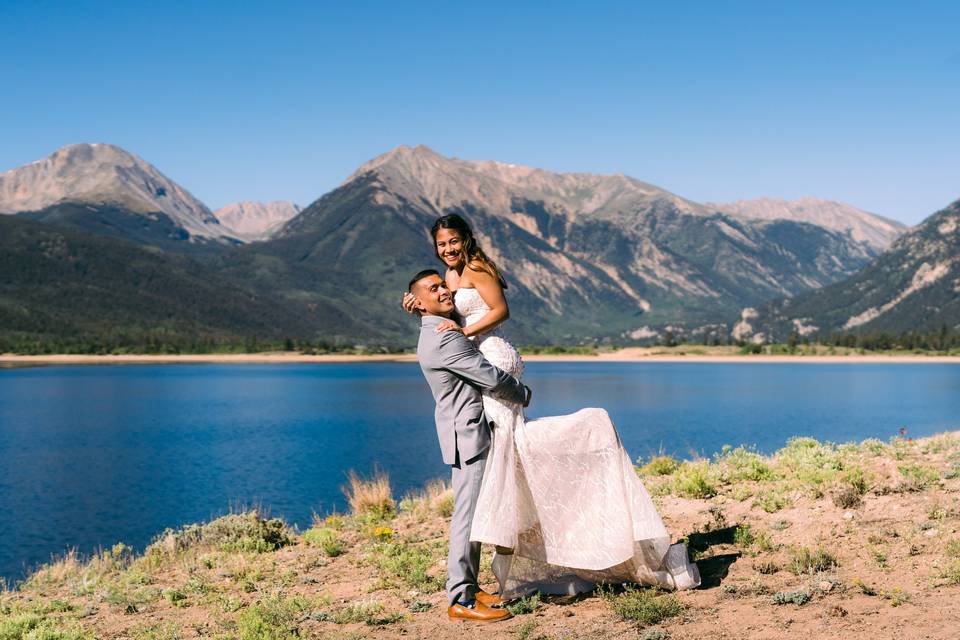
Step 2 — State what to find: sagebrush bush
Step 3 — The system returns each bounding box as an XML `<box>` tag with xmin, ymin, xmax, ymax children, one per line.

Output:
<box><xmin>237</xmin><ymin>594</ymin><xmax>307</xmax><ymax>640</ymax></box>
<box><xmin>148</xmin><ymin>511</ymin><xmax>293</xmax><ymax>558</ymax></box>
<box><xmin>713</xmin><ymin>445</ymin><xmax>775</xmax><ymax>483</ymax></box>
<box><xmin>303</xmin><ymin>527</ymin><xmax>343</xmax><ymax>557</ymax></box>
<box><xmin>789</xmin><ymin>545</ymin><xmax>838</xmax><ymax>575</ymax></box>
<box><xmin>603</xmin><ymin>586</ymin><xmax>684</xmax><ymax>626</ymax></box>
<box><xmin>672</xmin><ymin>462</ymin><xmax>716</xmax><ymax>498</ymax></box>
<box><xmin>368</xmin><ymin>541</ymin><xmax>443</xmax><ymax>591</ymax></box>
<box><xmin>897</xmin><ymin>464</ymin><xmax>940</xmax><ymax>492</ymax></box>
<box><xmin>332</xmin><ymin>600</ymin><xmax>404</xmax><ymax>626</ymax></box>
<box><xmin>640</xmin><ymin>455</ymin><xmax>680</xmax><ymax>477</ymax></box>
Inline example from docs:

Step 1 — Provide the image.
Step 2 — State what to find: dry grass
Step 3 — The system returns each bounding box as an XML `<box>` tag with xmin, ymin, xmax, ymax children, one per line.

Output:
<box><xmin>399</xmin><ymin>479</ymin><xmax>454</xmax><ymax>520</ymax></box>
<box><xmin>343</xmin><ymin>470</ymin><xmax>396</xmax><ymax>520</ymax></box>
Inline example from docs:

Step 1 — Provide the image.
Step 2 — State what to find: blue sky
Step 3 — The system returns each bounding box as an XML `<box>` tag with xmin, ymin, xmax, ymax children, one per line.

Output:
<box><xmin>1</xmin><ymin>1</ymin><xmax>957</xmax><ymax>224</ymax></box>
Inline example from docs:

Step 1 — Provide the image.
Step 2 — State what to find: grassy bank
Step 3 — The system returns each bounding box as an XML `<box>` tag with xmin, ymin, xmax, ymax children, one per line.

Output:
<box><xmin>2</xmin><ymin>432</ymin><xmax>959</xmax><ymax>639</ymax></box>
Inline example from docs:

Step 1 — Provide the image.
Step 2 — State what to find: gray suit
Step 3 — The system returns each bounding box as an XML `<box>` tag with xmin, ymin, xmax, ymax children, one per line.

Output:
<box><xmin>416</xmin><ymin>314</ymin><xmax>527</xmax><ymax>605</ymax></box>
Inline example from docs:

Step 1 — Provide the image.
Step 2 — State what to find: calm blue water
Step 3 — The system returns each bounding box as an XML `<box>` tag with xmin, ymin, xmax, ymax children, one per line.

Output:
<box><xmin>1</xmin><ymin>361</ymin><xmax>958</xmax><ymax>583</ymax></box>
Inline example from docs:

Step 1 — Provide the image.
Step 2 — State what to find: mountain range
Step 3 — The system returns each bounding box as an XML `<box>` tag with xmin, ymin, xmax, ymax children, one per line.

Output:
<box><xmin>2</xmin><ymin>142</ymin><xmax>949</xmax><ymax>350</ymax></box>
<box><xmin>708</xmin><ymin>197</ymin><xmax>905</xmax><ymax>252</ymax></box>
<box><xmin>733</xmin><ymin>198</ymin><xmax>960</xmax><ymax>342</ymax></box>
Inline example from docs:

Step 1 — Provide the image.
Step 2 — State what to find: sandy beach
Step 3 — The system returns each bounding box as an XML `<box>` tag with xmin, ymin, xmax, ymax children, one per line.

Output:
<box><xmin>2</xmin><ymin>350</ymin><xmax>960</xmax><ymax>366</ymax></box>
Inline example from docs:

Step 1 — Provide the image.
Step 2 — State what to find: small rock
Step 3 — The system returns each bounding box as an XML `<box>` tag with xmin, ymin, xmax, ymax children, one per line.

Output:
<box><xmin>564</xmin><ymin>610</ymin><xmax>575</xmax><ymax>617</ymax></box>
<box><xmin>842</xmin><ymin>511</ymin><xmax>855</xmax><ymax>520</ymax></box>
<box><xmin>924</xmin><ymin>528</ymin><xmax>938</xmax><ymax>537</ymax></box>
<box><xmin>818</xmin><ymin>580</ymin><xmax>834</xmax><ymax>592</ymax></box>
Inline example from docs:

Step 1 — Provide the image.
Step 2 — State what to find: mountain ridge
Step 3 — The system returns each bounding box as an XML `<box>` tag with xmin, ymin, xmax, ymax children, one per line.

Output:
<box><xmin>735</xmin><ymin>198</ymin><xmax>960</xmax><ymax>341</ymax></box>
<box><xmin>710</xmin><ymin>196</ymin><xmax>907</xmax><ymax>251</ymax></box>
<box><xmin>214</xmin><ymin>201</ymin><xmax>302</xmax><ymax>241</ymax></box>
<box><xmin>0</xmin><ymin>143</ymin><xmax>237</xmax><ymax>243</ymax></box>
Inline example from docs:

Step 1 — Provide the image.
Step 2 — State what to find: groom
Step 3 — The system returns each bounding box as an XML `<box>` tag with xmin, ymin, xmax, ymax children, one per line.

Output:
<box><xmin>407</xmin><ymin>269</ymin><xmax>531</xmax><ymax>622</ymax></box>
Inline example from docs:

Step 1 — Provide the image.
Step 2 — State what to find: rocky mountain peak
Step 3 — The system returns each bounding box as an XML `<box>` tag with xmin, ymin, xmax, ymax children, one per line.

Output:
<box><xmin>709</xmin><ymin>196</ymin><xmax>907</xmax><ymax>251</ymax></box>
<box><xmin>213</xmin><ymin>201</ymin><xmax>302</xmax><ymax>241</ymax></box>
<box><xmin>346</xmin><ymin>145</ymin><xmax>706</xmax><ymax>222</ymax></box>
<box><xmin>0</xmin><ymin>143</ymin><xmax>233</xmax><ymax>241</ymax></box>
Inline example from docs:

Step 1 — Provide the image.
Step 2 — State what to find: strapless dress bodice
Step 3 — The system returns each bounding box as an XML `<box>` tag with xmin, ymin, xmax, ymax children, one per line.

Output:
<box><xmin>453</xmin><ymin>287</ymin><xmax>521</xmax><ymax>378</ymax></box>
<box><xmin>454</xmin><ymin>288</ymin><xmax>497</xmax><ymax>330</ymax></box>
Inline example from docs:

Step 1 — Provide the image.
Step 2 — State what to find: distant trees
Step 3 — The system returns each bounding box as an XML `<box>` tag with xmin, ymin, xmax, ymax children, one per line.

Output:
<box><xmin>822</xmin><ymin>325</ymin><xmax>960</xmax><ymax>352</ymax></box>
<box><xmin>0</xmin><ymin>332</ymin><xmax>386</xmax><ymax>355</ymax></box>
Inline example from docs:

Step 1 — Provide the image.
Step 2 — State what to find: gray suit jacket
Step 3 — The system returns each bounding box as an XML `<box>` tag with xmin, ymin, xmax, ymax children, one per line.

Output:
<box><xmin>417</xmin><ymin>314</ymin><xmax>527</xmax><ymax>465</ymax></box>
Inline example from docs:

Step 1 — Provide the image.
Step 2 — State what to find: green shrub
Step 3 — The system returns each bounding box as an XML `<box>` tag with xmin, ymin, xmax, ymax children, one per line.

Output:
<box><xmin>237</xmin><ymin>594</ymin><xmax>307</xmax><ymax>640</ymax></box>
<box><xmin>897</xmin><ymin>464</ymin><xmax>940</xmax><ymax>491</ymax></box>
<box><xmin>0</xmin><ymin>616</ymin><xmax>92</xmax><ymax>640</ymax></box>
<box><xmin>332</xmin><ymin>600</ymin><xmax>403</xmax><ymax>625</ymax></box>
<box><xmin>940</xmin><ymin>560</ymin><xmax>960</xmax><ymax>585</ymax></box>
<box><xmin>944</xmin><ymin>539</ymin><xmax>960</xmax><ymax>558</ymax></box>
<box><xmin>859</xmin><ymin>438</ymin><xmax>887</xmax><ymax>455</ymax></box>
<box><xmin>672</xmin><ymin>462</ymin><xmax>716</xmax><ymax>498</ymax></box>
<box><xmin>368</xmin><ymin>542</ymin><xmax>443</xmax><ymax>592</ymax></box>
<box><xmin>409</xmin><ymin>600</ymin><xmax>432</xmax><ymax>613</ymax></box>
<box><xmin>771</xmin><ymin>590</ymin><xmax>810</xmax><ymax>605</ymax></box>
<box><xmin>640</xmin><ymin>455</ymin><xmax>680</xmax><ymax>477</ymax></box>
<box><xmin>162</xmin><ymin>588</ymin><xmax>187</xmax><ymax>608</ymax></box>
<box><xmin>733</xmin><ymin>524</ymin><xmax>755</xmax><ymax>547</ymax></box>
<box><xmin>734</xmin><ymin>524</ymin><xmax>775</xmax><ymax>552</ymax></box>
<box><xmin>754</xmin><ymin>490</ymin><xmax>790</xmax><ymax>513</ymax></box>
<box><xmin>603</xmin><ymin>587</ymin><xmax>684</xmax><ymax>626</ymax></box>
<box><xmin>713</xmin><ymin>446</ymin><xmax>775</xmax><ymax>483</ymax></box>
<box><xmin>506</xmin><ymin>593</ymin><xmax>540</xmax><ymax>616</ymax></box>
<box><xmin>128</xmin><ymin>622</ymin><xmax>181</xmax><ymax>640</ymax></box>
<box><xmin>775</xmin><ymin>438</ymin><xmax>844</xmax><ymax>494</ymax></box>
<box><xmin>148</xmin><ymin>511</ymin><xmax>293</xmax><ymax>557</ymax></box>
<box><xmin>789</xmin><ymin>546</ymin><xmax>838</xmax><ymax>575</ymax></box>
<box><xmin>303</xmin><ymin>527</ymin><xmax>344</xmax><ymax>557</ymax></box>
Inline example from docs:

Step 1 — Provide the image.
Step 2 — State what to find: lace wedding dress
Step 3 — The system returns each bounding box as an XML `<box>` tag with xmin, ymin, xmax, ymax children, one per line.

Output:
<box><xmin>456</xmin><ymin>288</ymin><xmax>701</xmax><ymax>598</ymax></box>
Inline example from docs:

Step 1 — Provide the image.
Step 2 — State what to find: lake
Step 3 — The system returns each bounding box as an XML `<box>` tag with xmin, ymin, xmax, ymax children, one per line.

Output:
<box><xmin>1</xmin><ymin>361</ymin><xmax>959</xmax><ymax>584</ymax></box>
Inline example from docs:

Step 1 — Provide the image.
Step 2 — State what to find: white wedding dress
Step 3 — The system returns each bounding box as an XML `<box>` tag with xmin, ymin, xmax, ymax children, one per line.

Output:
<box><xmin>456</xmin><ymin>288</ymin><xmax>700</xmax><ymax>598</ymax></box>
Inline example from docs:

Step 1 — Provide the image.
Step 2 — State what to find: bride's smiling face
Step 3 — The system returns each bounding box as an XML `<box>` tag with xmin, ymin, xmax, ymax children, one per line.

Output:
<box><xmin>434</xmin><ymin>228</ymin><xmax>465</xmax><ymax>268</ymax></box>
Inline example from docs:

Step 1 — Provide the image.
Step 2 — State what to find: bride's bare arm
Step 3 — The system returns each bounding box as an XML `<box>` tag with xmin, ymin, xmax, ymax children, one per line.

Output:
<box><xmin>458</xmin><ymin>266</ymin><xmax>509</xmax><ymax>338</ymax></box>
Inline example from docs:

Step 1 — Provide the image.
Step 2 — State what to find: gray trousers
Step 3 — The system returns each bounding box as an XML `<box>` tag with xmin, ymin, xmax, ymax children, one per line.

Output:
<box><xmin>447</xmin><ymin>449</ymin><xmax>487</xmax><ymax>606</ymax></box>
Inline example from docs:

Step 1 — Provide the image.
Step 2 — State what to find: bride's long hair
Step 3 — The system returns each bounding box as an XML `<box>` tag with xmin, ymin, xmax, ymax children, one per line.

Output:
<box><xmin>430</xmin><ymin>214</ymin><xmax>507</xmax><ymax>289</ymax></box>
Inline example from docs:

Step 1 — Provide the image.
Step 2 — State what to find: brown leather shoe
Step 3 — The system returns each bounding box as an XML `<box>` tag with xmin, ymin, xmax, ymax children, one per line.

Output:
<box><xmin>447</xmin><ymin>601</ymin><xmax>511</xmax><ymax>622</ymax></box>
<box><xmin>475</xmin><ymin>589</ymin><xmax>504</xmax><ymax>607</ymax></box>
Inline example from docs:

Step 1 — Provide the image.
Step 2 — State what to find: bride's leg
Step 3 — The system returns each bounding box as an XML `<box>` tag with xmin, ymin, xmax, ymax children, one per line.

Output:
<box><xmin>491</xmin><ymin>549</ymin><xmax>514</xmax><ymax>598</ymax></box>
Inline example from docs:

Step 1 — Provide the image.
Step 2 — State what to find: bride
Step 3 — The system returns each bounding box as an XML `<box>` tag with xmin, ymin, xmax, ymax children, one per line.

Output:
<box><xmin>404</xmin><ymin>214</ymin><xmax>700</xmax><ymax>598</ymax></box>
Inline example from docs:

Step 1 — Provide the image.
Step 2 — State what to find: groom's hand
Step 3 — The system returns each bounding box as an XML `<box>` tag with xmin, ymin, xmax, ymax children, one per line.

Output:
<box><xmin>435</xmin><ymin>319</ymin><xmax>463</xmax><ymax>334</ymax></box>
<box><xmin>522</xmin><ymin>385</ymin><xmax>532</xmax><ymax>408</ymax></box>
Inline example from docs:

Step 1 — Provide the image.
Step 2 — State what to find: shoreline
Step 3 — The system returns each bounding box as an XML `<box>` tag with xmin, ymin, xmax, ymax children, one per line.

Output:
<box><xmin>3</xmin><ymin>351</ymin><xmax>960</xmax><ymax>365</ymax></box>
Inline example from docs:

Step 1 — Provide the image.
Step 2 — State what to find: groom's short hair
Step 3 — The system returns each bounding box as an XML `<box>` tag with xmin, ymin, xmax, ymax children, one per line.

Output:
<box><xmin>408</xmin><ymin>269</ymin><xmax>441</xmax><ymax>292</ymax></box>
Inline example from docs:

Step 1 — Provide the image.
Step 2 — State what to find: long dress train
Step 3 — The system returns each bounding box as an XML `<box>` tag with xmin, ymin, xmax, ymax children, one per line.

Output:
<box><xmin>456</xmin><ymin>288</ymin><xmax>700</xmax><ymax>599</ymax></box>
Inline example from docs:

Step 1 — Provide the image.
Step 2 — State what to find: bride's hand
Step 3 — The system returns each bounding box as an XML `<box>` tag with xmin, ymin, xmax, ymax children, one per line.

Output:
<box><xmin>401</xmin><ymin>292</ymin><xmax>418</xmax><ymax>314</ymax></box>
<box><xmin>435</xmin><ymin>319</ymin><xmax>463</xmax><ymax>333</ymax></box>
